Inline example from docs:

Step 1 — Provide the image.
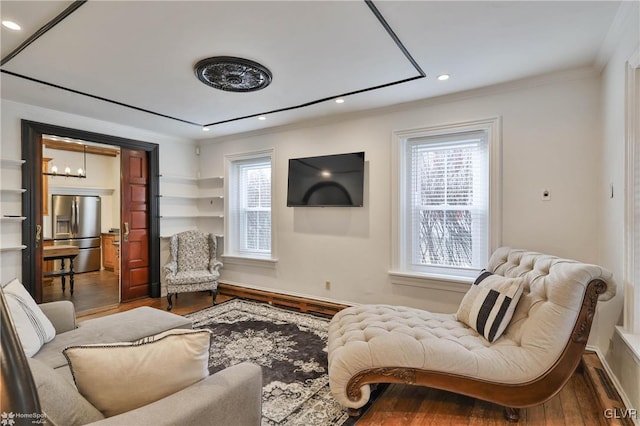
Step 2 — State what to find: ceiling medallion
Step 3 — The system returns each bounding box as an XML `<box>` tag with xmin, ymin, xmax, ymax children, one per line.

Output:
<box><xmin>194</xmin><ymin>56</ymin><xmax>272</xmax><ymax>93</ymax></box>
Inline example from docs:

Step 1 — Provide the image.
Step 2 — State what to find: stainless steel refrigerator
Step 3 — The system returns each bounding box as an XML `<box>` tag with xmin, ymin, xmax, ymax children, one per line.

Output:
<box><xmin>51</xmin><ymin>195</ymin><xmax>101</xmax><ymax>273</ymax></box>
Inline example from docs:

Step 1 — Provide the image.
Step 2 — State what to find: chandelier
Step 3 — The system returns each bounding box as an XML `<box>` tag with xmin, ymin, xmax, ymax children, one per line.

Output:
<box><xmin>43</xmin><ymin>144</ymin><xmax>87</xmax><ymax>178</ymax></box>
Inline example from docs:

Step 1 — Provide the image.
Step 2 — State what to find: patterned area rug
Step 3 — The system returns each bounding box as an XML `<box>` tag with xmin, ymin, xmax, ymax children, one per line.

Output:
<box><xmin>185</xmin><ymin>299</ymin><xmax>351</xmax><ymax>426</ymax></box>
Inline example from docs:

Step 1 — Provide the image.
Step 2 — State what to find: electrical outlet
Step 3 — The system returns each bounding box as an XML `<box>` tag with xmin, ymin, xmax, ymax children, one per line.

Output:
<box><xmin>541</xmin><ymin>189</ymin><xmax>551</xmax><ymax>201</ymax></box>
<box><xmin>325</xmin><ymin>281</ymin><xmax>331</xmax><ymax>290</ymax></box>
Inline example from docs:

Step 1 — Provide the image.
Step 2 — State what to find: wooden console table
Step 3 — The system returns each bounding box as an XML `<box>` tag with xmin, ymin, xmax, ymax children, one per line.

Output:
<box><xmin>43</xmin><ymin>245</ymin><xmax>79</xmax><ymax>294</ymax></box>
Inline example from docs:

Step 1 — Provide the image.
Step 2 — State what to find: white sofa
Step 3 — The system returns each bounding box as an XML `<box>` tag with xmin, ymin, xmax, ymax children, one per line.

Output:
<box><xmin>327</xmin><ymin>247</ymin><xmax>616</xmax><ymax>421</ymax></box>
<box><xmin>1</xmin><ymin>290</ymin><xmax>263</xmax><ymax>426</ymax></box>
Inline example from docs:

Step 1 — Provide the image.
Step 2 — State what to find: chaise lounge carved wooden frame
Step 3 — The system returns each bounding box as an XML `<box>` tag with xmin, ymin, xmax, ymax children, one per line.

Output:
<box><xmin>327</xmin><ymin>248</ymin><xmax>615</xmax><ymax>422</ymax></box>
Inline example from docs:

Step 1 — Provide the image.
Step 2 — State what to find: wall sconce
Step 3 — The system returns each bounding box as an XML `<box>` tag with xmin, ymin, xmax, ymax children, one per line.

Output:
<box><xmin>44</xmin><ymin>144</ymin><xmax>87</xmax><ymax>178</ymax></box>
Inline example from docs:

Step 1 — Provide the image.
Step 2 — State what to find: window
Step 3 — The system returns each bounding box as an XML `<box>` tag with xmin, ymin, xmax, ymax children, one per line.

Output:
<box><xmin>391</xmin><ymin>118</ymin><xmax>501</xmax><ymax>286</ymax></box>
<box><xmin>408</xmin><ymin>132</ymin><xmax>488</xmax><ymax>270</ymax></box>
<box><xmin>226</xmin><ymin>150</ymin><xmax>274</xmax><ymax>260</ymax></box>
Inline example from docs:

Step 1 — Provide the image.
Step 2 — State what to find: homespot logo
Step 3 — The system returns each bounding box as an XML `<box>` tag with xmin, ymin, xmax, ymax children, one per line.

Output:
<box><xmin>0</xmin><ymin>412</ymin><xmax>14</xmax><ymax>426</ymax></box>
<box><xmin>604</xmin><ymin>408</ymin><xmax>638</xmax><ymax>420</ymax></box>
<box><xmin>1</xmin><ymin>412</ymin><xmax>47</xmax><ymax>425</ymax></box>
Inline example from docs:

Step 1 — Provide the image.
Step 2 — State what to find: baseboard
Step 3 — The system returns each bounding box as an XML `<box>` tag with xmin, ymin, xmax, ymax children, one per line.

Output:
<box><xmin>585</xmin><ymin>345</ymin><xmax>639</xmax><ymax>426</ymax></box>
<box><xmin>218</xmin><ymin>281</ymin><xmax>352</xmax><ymax>317</ymax></box>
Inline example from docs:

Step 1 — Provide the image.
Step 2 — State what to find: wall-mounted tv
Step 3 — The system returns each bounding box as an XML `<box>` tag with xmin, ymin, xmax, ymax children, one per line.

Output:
<box><xmin>287</xmin><ymin>152</ymin><xmax>365</xmax><ymax>207</ymax></box>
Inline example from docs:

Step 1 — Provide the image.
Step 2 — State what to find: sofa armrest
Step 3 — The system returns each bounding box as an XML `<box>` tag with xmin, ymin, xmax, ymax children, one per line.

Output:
<box><xmin>39</xmin><ymin>301</ymin><xmax>76</xmax><ymax>334</ymax></box>
<box><xmin>88</xmin><ymin>362</ymin><xmax>262</xmax><ymax>426</ymax></box>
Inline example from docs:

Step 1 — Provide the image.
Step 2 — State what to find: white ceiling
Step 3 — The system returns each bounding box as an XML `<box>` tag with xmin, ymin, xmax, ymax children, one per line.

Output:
<box><xmin>0</xmin><ymin>1</ymin><xmax>622</xmax><ymax>141</ymax></box>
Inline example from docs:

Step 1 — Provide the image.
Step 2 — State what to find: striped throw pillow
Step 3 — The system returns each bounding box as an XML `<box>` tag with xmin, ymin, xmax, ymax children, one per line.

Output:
<box><xmin>456</xmin><ymin>271</ymin><xmax>524</xmax><ymax>343</ymax></box>
<box><xmin>3</xmin><ymin>278</ymin><xmax>56</xmax><ymax>357</ymax></box>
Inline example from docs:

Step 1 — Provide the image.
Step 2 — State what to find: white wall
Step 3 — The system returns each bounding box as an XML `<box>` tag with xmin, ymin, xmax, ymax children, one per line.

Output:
<box><xmin>0</xmin><ymin>99</ymin><xmax>196</xmax><ymax>285</ymax></box>
<box><xmin>600</xmin><ymin>1</ymin><xmax>640</xmax><ymax>412</ymax></box>
<box><xmin>200</xmin><ymin>70</ymin><xmax>604</xmax><ymax>317</ymax></box>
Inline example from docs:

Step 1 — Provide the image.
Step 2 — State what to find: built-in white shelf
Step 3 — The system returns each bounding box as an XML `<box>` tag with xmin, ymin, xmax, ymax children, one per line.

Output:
<box><xmin>159</xmin><ymin>174</ymin><xmax>224</xmax><ymax>238</ymax></box>
<box><xmin>160</xmin><ymin>213</ymin><xmax>224</xmax><ymax>219</ymax></box>
<box><xmin>0</xmin><ymin>159</ymin><xmax>25</xmax><ymax>167</ymax></box>
<box><xmin>0</xmin><ymin>245</ymin><xmax>27</xmax><ymax>252</ymax></box>
<box><xmin>199</xmin><ymin>176</ymin><xmax>224</xmax><ymax>182</ymax></box>
<box><xmin>159</xmin><ymin>174</ymin><xmax>198</xmax><ymax>182</ymax></box>
<box><xmin>160</xmin><ymin>174</ymin><xmax>223</xmax><ymax>181</ymax></box>
<box><xmin>1</xmin><ymin>216</ymin><xmax>27</xmax><ymax>222</ymax></box>
<box><xmin>159</xmin><ymin>194</ymin><xmax>223</xmax><ymax>200</ymax></box>
<box><xmin>1</xmin><ymin>160</ymin><xmax>27</xmax><ymax>254</ymax></box>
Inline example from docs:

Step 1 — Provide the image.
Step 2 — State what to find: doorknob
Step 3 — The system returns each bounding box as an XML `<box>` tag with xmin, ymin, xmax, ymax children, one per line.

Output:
<box><xmin>123</xmin><ymin>222</ymin><xmax>129</xmax><ymax>242</ymax></box>
<box><xmin>36</xmin><ymin>224</ymin><xmax>42</xmax><ymax>248</ymax></box>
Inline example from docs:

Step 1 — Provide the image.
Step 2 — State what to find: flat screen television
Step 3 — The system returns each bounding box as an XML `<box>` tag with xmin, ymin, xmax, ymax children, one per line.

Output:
<box><xmin>287</xmin><ymin>152</ymin><xmax>365</xmax><ymax>207</ymax></box>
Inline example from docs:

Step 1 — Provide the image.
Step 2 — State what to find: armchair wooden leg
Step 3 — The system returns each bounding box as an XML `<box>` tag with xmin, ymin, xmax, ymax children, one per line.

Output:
<box><xmin>167</xmin><ymin>293</ymin><xmax>173</xmax><ymax>311</ymax></box>
<box><xmin>212</xmin><ymin>289</ymin><xmax>218</xmax><ymax>306</ymax></box>
<box><xmin>504</xmin><ymin>407</ymin><xmax>520</xmax><ymax>422</ymax></box>
<box><xmin>347</xmin><ymin>408</ymin><xmax>361</xmax><ymax>417</ymax></box>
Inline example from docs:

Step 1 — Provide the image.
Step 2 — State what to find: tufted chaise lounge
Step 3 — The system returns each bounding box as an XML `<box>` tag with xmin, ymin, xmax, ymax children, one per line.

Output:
<box><xmin>327</xmin><ymin>247</ymin><xmax>616</xmax><ymax>421</ymax></box>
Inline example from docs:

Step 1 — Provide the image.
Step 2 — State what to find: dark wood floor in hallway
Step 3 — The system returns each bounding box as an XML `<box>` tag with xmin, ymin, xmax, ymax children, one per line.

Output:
<box><xmin>43</xmin><ymin>269</ymin><xmax>119</xmax><ymax>315</ymax></box>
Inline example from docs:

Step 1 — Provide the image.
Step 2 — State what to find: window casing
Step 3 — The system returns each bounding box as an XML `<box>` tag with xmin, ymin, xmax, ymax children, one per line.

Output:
<box><xmin>391</xmin><ymin>118</ymin><xmax>501</xmax><ymax>286</ymax></box>
<box><xmin>625</xmin><ymin>53</ymin><xmax>640</xmax><ymax>335</ymax></box>
<box><xmin>226</xmin><ymin>150</ymin><xmax>274</xmax><ymax>260</ymax></box>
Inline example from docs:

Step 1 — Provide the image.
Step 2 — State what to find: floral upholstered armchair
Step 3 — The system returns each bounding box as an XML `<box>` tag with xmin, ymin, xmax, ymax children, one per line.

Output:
<box><xmin>163</xmin><ymin>230</ymin><xmax>222</xmax><ymax>311</ymax></box>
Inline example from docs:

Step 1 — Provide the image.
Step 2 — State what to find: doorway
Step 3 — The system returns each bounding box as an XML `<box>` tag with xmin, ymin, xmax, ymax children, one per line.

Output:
<box><xmin>20</xmin><ymin>120</ymin><xmax>161</xmax><ymax>304</ymax></box>
<box><xmin>41</xmin><ymin>136</ymin><xmax>121</xmax><ymax>313</ymax></box>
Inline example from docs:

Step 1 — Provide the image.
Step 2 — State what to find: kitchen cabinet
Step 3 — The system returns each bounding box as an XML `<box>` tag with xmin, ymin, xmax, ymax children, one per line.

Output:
<box><xmin>102</xmin><ymin>233</ymin><xmax>119</xmax><ymax>272</ymax></box>
<box><xmin>113</xmin><ymin>241</ymin><xmax>120</xmax><ymax>275</ymax></box>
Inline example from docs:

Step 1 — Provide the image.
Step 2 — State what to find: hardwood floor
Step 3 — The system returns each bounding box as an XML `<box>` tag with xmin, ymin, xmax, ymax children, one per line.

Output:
<box><xmin>76</xmin><ymin>289</ymin><xmax>232</xmax><ymax>321</ymax></box>
<box><xmin>77</xmin><ymin>292</ymin><xmax>613</xmax><ymax>425</ymax></box>
<box><xmin>43</xmin><ymin>269</ymin><xmax>119</xmax><ymax>315</ymax></box>
<box><xmin>358</xmin><ymin>371</ymin><xmax>606</xmax><ymax>425</ymax></box>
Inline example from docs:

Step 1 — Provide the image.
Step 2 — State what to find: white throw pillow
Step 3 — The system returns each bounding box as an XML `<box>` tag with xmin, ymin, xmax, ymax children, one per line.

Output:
<box><xmin>2</xmin><ymin>278</ymin><xmax>56</xmax><ymax>357</ymax></box>
<box><xmin>456</xmin><ymin>271</ymin><xmax>524</xmax><ymax>343</ymax></box>
<box><xmin>63</xmin><ymin>328</ymin><xmax>211</xmax><ymax>417</ymax></box>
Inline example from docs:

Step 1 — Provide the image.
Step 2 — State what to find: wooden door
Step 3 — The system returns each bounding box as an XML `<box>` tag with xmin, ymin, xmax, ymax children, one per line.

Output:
<box><xmin>120</xmin><ymin>148</ymin><xmax>150</xmax><ymax>301</ymax></box>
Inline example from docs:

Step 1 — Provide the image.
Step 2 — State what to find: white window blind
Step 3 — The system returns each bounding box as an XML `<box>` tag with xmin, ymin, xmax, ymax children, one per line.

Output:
<box><xmin>229</xmin><ymin>155</ymin><xmax>272</xmax><ymax>257</ymax></box>
<box><xmin>406</xmin><ymin>130</ymin><xmax>489</xmax><ymax>273</ymax></box>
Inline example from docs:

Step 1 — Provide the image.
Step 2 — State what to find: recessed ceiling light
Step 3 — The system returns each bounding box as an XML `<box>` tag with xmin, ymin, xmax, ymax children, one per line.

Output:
<box><xmin>202</xmin><ymin>126</ymin><xmax>210</xmax><ymax>132</ymax></box>
<box><xmin>258</xmin><ymin>116</ymin><xmax>266</xmax><ymax>121</ymax></box>
<box><xmin>437</xmin><ymin>74</ymin><xmax>450</xmax><ymax>81</ymax></box>
<box><xmin>335</xmin><ymin>98</ymin><xmax>345</xmax><ymax>104</ymax></box>
<box><xmin>2</xmin><ymin>20</ymin><xmax>21</xmax><ymax>31</ymax></box>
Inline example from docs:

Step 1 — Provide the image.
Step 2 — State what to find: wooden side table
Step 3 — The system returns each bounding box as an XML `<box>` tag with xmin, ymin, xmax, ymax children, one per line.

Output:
<box><xmin>43</xmin><ymin>245</ymin><xmax>79</xmax><ymax>294</ymax></box>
